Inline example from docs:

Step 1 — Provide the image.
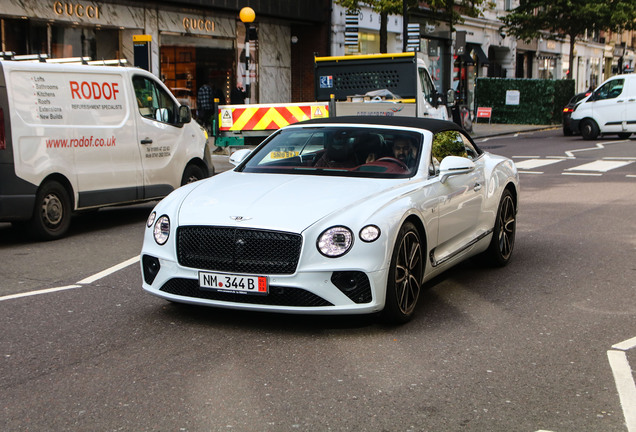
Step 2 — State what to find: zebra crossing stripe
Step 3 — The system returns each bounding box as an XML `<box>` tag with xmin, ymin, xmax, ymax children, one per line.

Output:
<box><xmin>566</xmin><ymin>160</ymin><xmax>633</xmax><ymax>172</ymax></box>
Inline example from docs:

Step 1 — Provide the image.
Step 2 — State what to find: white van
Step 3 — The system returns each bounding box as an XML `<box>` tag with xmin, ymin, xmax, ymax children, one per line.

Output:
<box><xmin>570</xmin><ymin>74</ymin><xmax>636</xmax><ymax>140</ymax></box>
<box><xmin>0</xmin><ymin>60</ymin><xmax>212</xmax><ymax>240</ymax></box>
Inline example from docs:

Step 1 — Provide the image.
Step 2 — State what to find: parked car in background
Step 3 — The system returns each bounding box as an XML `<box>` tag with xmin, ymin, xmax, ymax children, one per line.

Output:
<box><xmin>140</xmin><ymin>117</ymin><xmax>519</xmax><ymax>323</ymax></box>
<box><xmin>562</xmin><ymin>91</ymin><xmax>591</xmax><ymax>136</ymax></box>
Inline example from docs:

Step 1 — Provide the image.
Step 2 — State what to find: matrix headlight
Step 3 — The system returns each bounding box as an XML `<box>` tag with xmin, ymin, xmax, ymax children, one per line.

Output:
<box><xmin>317</xmin><ymin>226</ymin><xmax>353</xmax><ymax>257</ymax></box>
<box><xmin>153</xmin><ymin>215</ymin><xmax>170</xmax><ymax>245</ymax></box>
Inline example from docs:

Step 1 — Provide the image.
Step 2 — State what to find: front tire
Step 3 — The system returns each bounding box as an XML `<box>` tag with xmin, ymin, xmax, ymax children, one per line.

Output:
<box><xmin>580</xmin><ymin>119</ymin><xmax>599</xmax><ymax>140</ymax></box>
<box><xmin>181</xmin><ymin>164</ymin><xmax>206</xmax><ymax>185</ymax></box>
<box><xmin>30</xmin><ymin>180</ymin><xmax>72</xmax><ymax>240</ymax></box>
<box><xmin>382</xmin><ymin>221</ymin><xmax>424</xmax><ymax>324</ymax></box>
<box><xmin>480</xmin><ymin>189</ymin><xmax>516</xmax><ymax>267</ymax></box>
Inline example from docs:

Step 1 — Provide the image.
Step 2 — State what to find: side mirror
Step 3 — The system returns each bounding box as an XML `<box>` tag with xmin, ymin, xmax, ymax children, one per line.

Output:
<box><xmin>446</xmin><ymin>89</ymin><xmax>456</xmax><ymax>107</ymax></box>
<box><xmin>439</xmin><ymin>155</ymin><xmax>475</xmax><ymax>183</ymax></box>
<box><xmin>229</xmin><ymin>148</ymin><xmax>252</xmax><ymax>166</ymax></box>
<box><xmin>155</xmin><ymin>108</ymin><xmax>169</xmax><ymax>122</ymax></box>
<box><xmin>178</xmin><ymin>105</ymin><xmax>192</xmax><ymax>123</ymax></box>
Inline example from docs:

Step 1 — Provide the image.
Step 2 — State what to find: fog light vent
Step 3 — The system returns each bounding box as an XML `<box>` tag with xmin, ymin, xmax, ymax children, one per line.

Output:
<box><xmin>142</xmin><ymin>255</ymin><xmax>161</xmax><ymax>285</ymax></box>
<box><xmin>331</xmin><ymin>271</ymin><xmax>372</xmax><ymax>304</ymax></box>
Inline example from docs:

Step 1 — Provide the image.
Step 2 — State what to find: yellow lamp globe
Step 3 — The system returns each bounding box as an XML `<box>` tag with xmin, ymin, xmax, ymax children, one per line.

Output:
<box><xmin>239</xmin><ymin>7</ymin><xmax>255</xmax><ymax>23</ymax></box>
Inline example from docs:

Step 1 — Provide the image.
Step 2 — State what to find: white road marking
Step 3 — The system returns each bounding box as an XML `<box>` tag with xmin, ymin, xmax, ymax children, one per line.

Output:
<box><xmin>627</xmin><ymin>175</ymin><xmax>636</xmax><ymax>179</ymax></box>
<box><xmin>0</xmin><ymin>256</ymin><xmax>140</xmax><ymax>302</ymax></box>
<box><xmin>512</xmin><ymin>155</ymin><xmax>540</xmax><ymax>159</ymax></box>
<box><xmin>77</xmin><ymin>256</ymin><xmax>140</xmax><ymax>284</ymax></box>
<box><xmin>562</xmin><ymin>172</ymin><xmax>603</xmax><ymax>177</ymax></box>
<box><xmin>608</xmin><ymin>348</ymin><xmax>636</xmax><ymax>431</ymax></box>
<box><xmin>613</xmin><ymin>337</ymin><xmax>636</xmax><ymax>351</ymax></box>
<box><xmin>514</xmin><ymin>159</ymin><xmax>564</xmax><ymax>170</ymax></box>
<box><xmin>566</xmin><ymin>160</ymin><xmax>633</xmax><ymax>172</ymax></box>
<box><xmin>518</xmin><ymin>171</ymin><xmax>544</xmax><ymax>175</ymax></box>
<box><xmin>0</xmin><ymin>285</ymin><xmax>82</xmax><ymax>302</ymax></box>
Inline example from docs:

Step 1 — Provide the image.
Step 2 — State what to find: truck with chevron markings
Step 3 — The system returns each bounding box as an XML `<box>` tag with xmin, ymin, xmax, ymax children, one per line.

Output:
<box><xmin>213</xmin><ymin>52</ymin><xmax>448</xmax><ymax>147</ymax></box>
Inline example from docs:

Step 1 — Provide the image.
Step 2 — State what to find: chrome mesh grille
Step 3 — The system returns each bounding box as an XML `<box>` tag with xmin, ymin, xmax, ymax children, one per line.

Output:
<box><xmin>177</xmin><ymin>226</ymin><xmax>302</xmax><ymax>274</ymax></box>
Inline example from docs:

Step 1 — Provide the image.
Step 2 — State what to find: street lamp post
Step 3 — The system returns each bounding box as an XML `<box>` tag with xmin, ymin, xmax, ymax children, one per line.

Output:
<box><xmin>239</xmin><ymin>7</ymin><xmax>255</xmax><ymax>104</ymax></box>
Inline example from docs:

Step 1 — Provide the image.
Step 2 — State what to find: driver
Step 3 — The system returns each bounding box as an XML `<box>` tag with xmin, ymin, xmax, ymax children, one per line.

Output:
<box><xmin>392</xmin><ymin>137</ymin><xmax>418</xmax><ymax>169</ymax></box>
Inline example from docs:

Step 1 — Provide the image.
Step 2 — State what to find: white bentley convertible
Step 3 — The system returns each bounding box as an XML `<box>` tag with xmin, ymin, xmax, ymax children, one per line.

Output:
<box><xmin>141</xmin><ymin>117</ymin><xmax>519</xmax><ymax>323</ymax></box>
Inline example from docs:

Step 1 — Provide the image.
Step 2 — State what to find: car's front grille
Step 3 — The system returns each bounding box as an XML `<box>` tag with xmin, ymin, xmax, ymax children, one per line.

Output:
<box><xmin>160</xmin><ymin>278</ymin><xmax>333</xmax><ymax>307</ymax></box>
<box><xmin>177</xmin><ymin>226</ymin><xmax>302</xmax><ymax>274</ymax></box>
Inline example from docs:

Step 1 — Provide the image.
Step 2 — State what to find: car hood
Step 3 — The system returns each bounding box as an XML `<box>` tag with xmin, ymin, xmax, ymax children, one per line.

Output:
<box><xmin>177</xmin><ymin>171</ymin><xmax>403</xmax><ymax>233</ymax></box>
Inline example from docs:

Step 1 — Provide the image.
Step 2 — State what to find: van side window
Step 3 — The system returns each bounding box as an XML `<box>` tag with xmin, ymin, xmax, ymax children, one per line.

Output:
<box><xmin>593</xmin><ymin>79</ymin><xmax>624</xmax><ymax>101</ymax></box>
<box><xmin>418</xmin><ymin>67</ymin><xmax>435</xmax><ymax>104</ymax></box>
<box><xmin>133</xmin><ymin>76</ymin><xmax>177</xmax><ymax>124</ymax></box>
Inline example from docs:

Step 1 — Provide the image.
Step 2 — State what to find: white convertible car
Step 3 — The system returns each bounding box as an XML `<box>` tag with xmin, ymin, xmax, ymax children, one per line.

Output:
<box><xmin>141</xmin><ymin>117</ymin><xmax>519</xmax><ymax>323</ymax></box>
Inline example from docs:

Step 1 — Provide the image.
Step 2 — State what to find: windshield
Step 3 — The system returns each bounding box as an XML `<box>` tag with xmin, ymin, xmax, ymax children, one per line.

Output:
<box><xmin>239</xmin><ymin>126</ymin><xmax>423</xmax><ymax>178</ymax></box>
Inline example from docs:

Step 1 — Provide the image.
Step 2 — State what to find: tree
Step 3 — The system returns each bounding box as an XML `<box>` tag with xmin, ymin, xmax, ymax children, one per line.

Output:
<box><xmin>500</xmin><ymin>0</ymin><xmax>636</xmax><ymax>80</ymax></box>
<box><xmin>337</xmin><ymin>0</ymin><xmax>492</xmax><ymax>53</ymax></box>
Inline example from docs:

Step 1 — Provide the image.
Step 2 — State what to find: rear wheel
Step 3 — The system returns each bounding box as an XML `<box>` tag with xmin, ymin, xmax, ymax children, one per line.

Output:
<box><xmin>580</xmin><ymin>119</ymin><xmax>599</xmax><ymax>140</ymax></box>
<box><xmin>382</xmin><ymin>221</ymin><xmax>423</xmax><ymax>324</ymax></box>
<box><xmin>480</xmin><ymin>189</ymin><xmax>516</xmax><ymax>267</ymax></box>
<box><xmin>30</xmin><ymin>180</ymin><xmax>72</xmax><ymax>240</ymax></box>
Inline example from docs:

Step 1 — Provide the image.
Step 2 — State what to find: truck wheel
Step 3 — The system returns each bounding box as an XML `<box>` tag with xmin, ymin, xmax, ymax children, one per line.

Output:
<box><xmin>181</xmin><ymin>164</ymin><xmax>206</xmax><ymax>185</ymax></box>
<box><xmin>580</xmin><ymin>119</ymin><xmax>599</xmax><ymax>140</ymax></box>
<box><xmin>30</xmin><ymin>181</ymin><xmax>71</xmax><ymax>240</ymax></box>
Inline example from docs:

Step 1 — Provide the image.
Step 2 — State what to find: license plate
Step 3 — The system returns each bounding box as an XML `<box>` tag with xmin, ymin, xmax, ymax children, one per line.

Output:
<box><xmin>199</xmin><ymin>271</ymin><xmax>268</xmax><ymax>295</ymax></box>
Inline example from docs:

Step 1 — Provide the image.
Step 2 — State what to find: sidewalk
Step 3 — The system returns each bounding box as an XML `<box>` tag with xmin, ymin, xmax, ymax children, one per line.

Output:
<box><xmin>470</xmin><ymin>122</ymin><xmax>556</xmax><ymax>138</ymax></box>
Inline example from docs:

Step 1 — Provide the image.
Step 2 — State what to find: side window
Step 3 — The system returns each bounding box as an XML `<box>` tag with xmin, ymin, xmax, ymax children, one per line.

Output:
<box><xmin>430</xmin><ymin>130</ymin><xmax>479</xmax><ymax>176</ymax></box>
<box><xmin>418</xmin><ymin>68</ymin><xmax>435</xmax><ymax>104</ymax></box>
<box><xmin>593</xmin><ymin>79</ymin><xmax>624</xmax><ymax>101</ymax></box>
<box><xmin>133</xmin><ymin>76</ymin><xmax>177</xmax><ymax>123</ymax></box>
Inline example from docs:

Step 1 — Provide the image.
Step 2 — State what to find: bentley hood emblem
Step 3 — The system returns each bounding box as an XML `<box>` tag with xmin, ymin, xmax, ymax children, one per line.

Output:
<box><xmin>230</xmin><ymin>216</ymin><xmax>252</xmax><ymax>222</ymax></box>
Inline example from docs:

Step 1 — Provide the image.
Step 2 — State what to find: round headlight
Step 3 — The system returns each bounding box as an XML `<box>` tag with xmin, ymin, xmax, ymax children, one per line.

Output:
<box><xmin>317</xmin><ymin>226</ymin><xmax>353</xmax><ymax>257</ymax></box>
<box><xmin>146</xmin><ymin>211</ymin><xmax>156</xmax><ymax>228</ymax></box>
<box><xmin>153</xmin><ymin>215</ymin><xmax>170</xmax><ymax>245</ymax></box>
<box><xmin>359</xmin><ymin>225</ymin><xmax>381</xmax><ymax>242</ymax></box>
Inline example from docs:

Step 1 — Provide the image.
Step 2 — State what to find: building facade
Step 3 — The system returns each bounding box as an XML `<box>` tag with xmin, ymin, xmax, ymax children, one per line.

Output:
<box><xmin>0</xmin><ymin>0</ymin><xmax>330</xmax><ymax>106</ymax></box>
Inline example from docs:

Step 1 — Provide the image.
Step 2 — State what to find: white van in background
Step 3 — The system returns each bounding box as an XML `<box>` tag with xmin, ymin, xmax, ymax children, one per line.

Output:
<box><xmin>0</xmin><ymin>60</ymin><xmax>212</xmax><ymax>240</ymax></box>
<box><xmin>570</xmin><ymin>74</ymin><xmax>636</xmax><ymax>140</ymax></box>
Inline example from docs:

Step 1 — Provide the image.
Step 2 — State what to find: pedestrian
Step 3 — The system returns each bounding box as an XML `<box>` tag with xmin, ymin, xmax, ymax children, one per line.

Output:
<box><xmin>197</xmin><ymin>79</ymin><xmax>214</xmax><ymax>128</ymax></box>
<box><xmin>230</xmin><ymin>82</ymin><xmax>246</xmax><ymax>104</ymax></box>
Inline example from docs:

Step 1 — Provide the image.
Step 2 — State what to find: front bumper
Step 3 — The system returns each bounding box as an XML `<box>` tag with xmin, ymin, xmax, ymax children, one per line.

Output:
<box><xmin>141</xmin><ymin>254</ymin><xmax>388</xmax><ymax>315</ymax></box>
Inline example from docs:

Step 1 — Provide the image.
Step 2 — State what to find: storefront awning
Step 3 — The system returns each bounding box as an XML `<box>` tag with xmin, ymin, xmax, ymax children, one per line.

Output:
<box><xmin>467</xmin><ymin>43</ymin><xmax>489</xmax><ymax>65</ymax></box>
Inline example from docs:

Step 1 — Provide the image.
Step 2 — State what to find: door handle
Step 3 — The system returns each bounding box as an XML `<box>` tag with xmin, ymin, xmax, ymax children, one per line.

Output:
<box><xmin>140</xmin><ymin>138</ymin><xmax>153</xmax><ymax>145</ymax></box>
<box><xmin>616</xmin><ymin>100</ymin><xmax>624</xmax><ymax>103</ymax></box>
<box><xmin>473</xmin><ymin>183</ymin><xmax>482</xmax><ymax>192</ymax></box>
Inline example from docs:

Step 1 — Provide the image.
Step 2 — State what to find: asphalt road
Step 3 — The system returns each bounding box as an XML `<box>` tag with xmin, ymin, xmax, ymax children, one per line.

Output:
<box><xmin>1</xmin><ymin>129</ymin><xmax>635</xmax><ymax>431</ymax></box>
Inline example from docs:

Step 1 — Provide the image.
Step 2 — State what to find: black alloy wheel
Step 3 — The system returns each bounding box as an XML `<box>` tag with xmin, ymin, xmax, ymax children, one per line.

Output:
<box><xmin>383</xmin><ymin>221</ymin><xmax>423</xmax><ymax>323</ymax></box>
<box><xmin>481</xmin><ymin>189</ymin><xmax>516</xmax><ymax>267</ymax></box>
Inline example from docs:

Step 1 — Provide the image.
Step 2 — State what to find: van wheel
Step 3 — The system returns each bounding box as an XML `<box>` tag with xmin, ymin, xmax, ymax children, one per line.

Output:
<box><xmin>580</xmin><ymin>119</ymin><xmax>599</xmax><ymax>140</ymax></box>
<box><xmin>618</xmin><ymin>133</ymin><xmax>631</xmax><ymax>139</ymax></box>
<box><xmin>181</xmin><ymin>164</ymin><xmax>206</xmax><ymax>185</ymax></box>
<box><xmin>30</xmin><ymin>181</ymin><xmax>71</xmax><ymax>240</ymax></box>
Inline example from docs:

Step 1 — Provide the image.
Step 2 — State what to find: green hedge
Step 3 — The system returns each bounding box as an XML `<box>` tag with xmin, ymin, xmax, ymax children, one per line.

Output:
<box><xmin>474</xmin><ymin>78</ymin><xmax>575</xmax><ymax>124</ymax></box>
